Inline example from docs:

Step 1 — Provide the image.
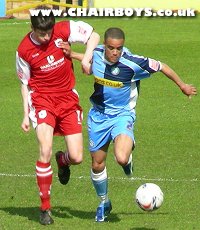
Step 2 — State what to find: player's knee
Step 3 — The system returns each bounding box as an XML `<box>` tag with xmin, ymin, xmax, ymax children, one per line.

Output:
<box><xmin>40</xmin><ymin>146</ymin><xmax>52</xmax><ymax>162</ymax></box>
<box><xmin>69</xmin><ymin>151</ymin><xmax>83</xmax><ymax>165</ymax></box>
<box><xmin>92</xmin><ymin>161</ymin><xmax>105</xmax><ymax>172</ymax></box>
<box><xmin>115</xmin><ymin>155</ymin><xmax>129</xmax><ymax>166</ymax></box>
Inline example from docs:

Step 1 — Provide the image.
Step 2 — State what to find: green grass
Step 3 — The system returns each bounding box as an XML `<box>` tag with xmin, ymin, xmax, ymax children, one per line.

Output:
<box><xmin>0</xmin><ymin>16</ymin><xmax>199</xmax><ymax>229</ymax></box>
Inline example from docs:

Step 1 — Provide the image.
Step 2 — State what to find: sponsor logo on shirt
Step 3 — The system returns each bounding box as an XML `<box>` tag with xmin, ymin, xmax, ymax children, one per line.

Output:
<box><xmin>54</xmin><ymin>38</ymin><xmax>63</xmax><ymax>48</ymax></box>
<box><xmin>94</xmin><ymin>76</ymin><xmax>123</xmax><ymax>88</ymax></box>
<box><xmin>32</xmin><ymin>53</ymin><xmax>39</xmax><ymax>58</ymax></box>
<box><xmin>47</xmin><ymin>55</ymin><xmax>55</xmax><ymax>64</ymax></box>
<box><xmin>40</xmin><ymin>56</ymin><xmax>65</xmax><ymax>71</ymax></box>
<box><xmin>111</xmin><ymin>66</ymin><xmax>120</xmax><ymax>75</ymax></box>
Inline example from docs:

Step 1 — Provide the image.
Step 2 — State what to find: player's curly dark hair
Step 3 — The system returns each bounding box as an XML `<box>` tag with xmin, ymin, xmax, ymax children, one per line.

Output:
<box><xmin>31</xmin><ymin>5</ymin><xmax>55</xmax><ymax>31</ymax></box>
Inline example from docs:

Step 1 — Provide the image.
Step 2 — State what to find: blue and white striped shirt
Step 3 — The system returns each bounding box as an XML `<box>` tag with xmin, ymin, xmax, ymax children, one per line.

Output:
<box><xmin>90</xmin><ymin>45</ymin><xmax>161</xmax><ymax>115</ymax></box>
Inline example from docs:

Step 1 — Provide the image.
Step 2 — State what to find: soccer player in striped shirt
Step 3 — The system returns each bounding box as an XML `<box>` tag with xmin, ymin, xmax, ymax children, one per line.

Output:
<box><xmin>67</xmin><ymin>27</ymin><xmax>197</xmax><ymax>222</ymax></box>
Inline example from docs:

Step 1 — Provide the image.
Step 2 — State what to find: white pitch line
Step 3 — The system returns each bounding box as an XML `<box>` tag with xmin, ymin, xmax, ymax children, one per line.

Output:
<box><xmin>0</xmin><ymin>173</ymin><xmax>198</xmax><ymax>182</ymax></box>
<box><xmin>0</xmin><ymin>173</ymin><xmax>35</xmax><ymax>177</ymax></box>
<box><xmin>0</xmin><ymin>21</ymin><xmax>30</xmax><ymax>26</ymax></box>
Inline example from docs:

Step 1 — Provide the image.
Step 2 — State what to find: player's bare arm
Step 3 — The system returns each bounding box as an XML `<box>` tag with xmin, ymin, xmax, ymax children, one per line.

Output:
<box><xmin>71</xmin><ymin>51</ymin><xmax>84</xmax><ymax>62</ymax></box>
<box><xmin>59</xmin><ymin>41</ymin><xmax>84</xmax><ymax>62</ymax></box>
<box><xmin>160</xmin><ymin>62</ymin><xmax>197</xmax><ymax>97</ymax></box>
<box><xmin>21</xmin><ymin>83</ymin><xmax>30</xmax><ymax>132</ymax></box>
<box><xmin>82</xmin><ymin>31</ymin><xmax>100</xmax><ymax>74</ymax></box>
<box><xmin>70</xmin><ymin>50</ymin><xmax>91</xmax><ymax>73</ymax></box>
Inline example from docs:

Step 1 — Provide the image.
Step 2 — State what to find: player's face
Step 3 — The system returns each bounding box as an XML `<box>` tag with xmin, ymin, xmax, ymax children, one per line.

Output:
<box><xmin>32</xmin><ymin>29</ymin><xmax>53</xmax><ymax>44</ymax></box>
<box><xmin>104</xmin><ymin>37</ymin><xmax>124</xmax><ymax>63</ymax></box>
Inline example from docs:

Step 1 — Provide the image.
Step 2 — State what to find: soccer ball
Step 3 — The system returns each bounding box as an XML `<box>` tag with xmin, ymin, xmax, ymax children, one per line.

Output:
<box><xmin>135</xmin><ymin>183</ymin><xmax>164</xmax><ymax>211</ymax></box>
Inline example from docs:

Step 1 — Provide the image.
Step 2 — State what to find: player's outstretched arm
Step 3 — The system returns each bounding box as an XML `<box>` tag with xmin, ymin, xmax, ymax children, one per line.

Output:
<box><xmin>70</xmin><ymin>51</ymin><xmax>84</xmax><ymax>62</ymax></box>
<box><xmin>160</xmin><ymin>62</ymin><xmax>197</xmax><ymax>97</ymax></box>
<box><xmin>71</xmin><ymin>51</ymin><xmax>92</xmax><ymax>74</ymax></box>
<box><xmin>59</xmin><ymin>41</ymin><xmax>84</xmax><ymax>62</ymax></box>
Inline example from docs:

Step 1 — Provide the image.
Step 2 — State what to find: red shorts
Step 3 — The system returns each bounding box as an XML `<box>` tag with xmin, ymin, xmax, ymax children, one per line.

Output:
<box><xmin>29</xmin><ymin>89</ymin><xmax>83</xmax><ymax>136</ymax></box>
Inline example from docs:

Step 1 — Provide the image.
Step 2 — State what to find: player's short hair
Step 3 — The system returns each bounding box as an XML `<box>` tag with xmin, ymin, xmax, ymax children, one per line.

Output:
<box><xmin>104</xmin><ymin>27</ymin><xmax>125</xmax><ymax>41</ymax></box>
<box><xmin>31</xmin><ymin>5</ymin><xmax>55</xmax><ymax>31</ymax></box>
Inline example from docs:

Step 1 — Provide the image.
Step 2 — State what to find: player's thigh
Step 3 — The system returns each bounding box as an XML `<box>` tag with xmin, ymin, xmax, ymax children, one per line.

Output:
<box><xmin>114</xmin><ymin>134</ymin><xmax>134</xmax><ymax>165</ymax></box>
<box><xmin>91</xmin><ymin>141</ymin><xmax>110</xmax><ymax>164</ymax></box>
<box><xmin>114</xmin><ymin>134</ymin><xmax>133</xmax><ymax>156</ymax></box>
<box><xmin>64</xmin><ymin>133</ymin><xmax>83</xmax><ymax>162</ymax></box>
<box><xmin>36</xmin><ymin>123</ymin><xmax>54</xmax><ymax>162</ymax></box>
<box><xmin>112</xmin><ymin>115</ymin><xmax>135</xmax><ymax>162</ymax></box>
<box><xmin>36</xmin><ymin>123</ymin><xmax>54</xmax><ymax>149</ymax></box>
<box><xmin>91</xmin><ymin>142</ymin><xmax>110</xmax><ymax>172</ymax></box>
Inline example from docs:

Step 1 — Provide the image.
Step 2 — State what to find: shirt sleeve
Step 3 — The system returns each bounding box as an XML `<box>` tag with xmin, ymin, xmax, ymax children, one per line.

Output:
<box><xmin>16</xmin><ymin>51</ymin><xmax>30</xmax><ymax>85</ymax></box>
<box><xmin>68</xmin><ymin>20</ymin><xmax>93</xmax><ymax>44</ymax></box>
<box><xmin>148</xmin><ymin>58</ymin><xmax>162</xmax><ymax>72</ymax></box>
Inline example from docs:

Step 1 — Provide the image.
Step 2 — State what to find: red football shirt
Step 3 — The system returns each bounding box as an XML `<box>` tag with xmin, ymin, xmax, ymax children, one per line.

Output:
<box><xmin>16</xmin><ymin>21</ymin><xmax>93</xmax><ymax>94</ymax></box>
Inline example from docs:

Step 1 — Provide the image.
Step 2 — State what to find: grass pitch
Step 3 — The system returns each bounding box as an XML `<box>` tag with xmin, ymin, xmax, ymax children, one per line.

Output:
<box><xmin>0</xmin><ymin>15</ymin><xmax>199</xmax><ymax>230</ymax></box>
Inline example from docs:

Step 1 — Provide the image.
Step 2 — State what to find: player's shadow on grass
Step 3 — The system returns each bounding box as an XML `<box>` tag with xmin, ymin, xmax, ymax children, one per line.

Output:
<box><xmin>0</xmin><ymin>206</ymin><xmax>120</xmax><ymax>223</ymax></box>
<box><xmin>0</xmin><ymin>207</ymin><xmax>39</xmax><ymax>222</ymax></box>
<box><xmin>53</xmin><ymin>206</ymin><xmax>120</xmax><ymax>222</ymax></box>
<box><xmin>130</xmin><ymin>228</ymin><xmax>157</xmax><ymax>230</ymax></box>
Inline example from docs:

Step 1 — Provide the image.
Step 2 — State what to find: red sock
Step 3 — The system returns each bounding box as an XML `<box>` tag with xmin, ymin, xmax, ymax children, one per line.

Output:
<box><xmin>58</xmin><ymin>151</ymin><xmax>71</xmax><ymax>166</ymax></box>
<box><xmin>36</xmin><ymin>161</ymin><xmax>53</xmax><ymax>211</ymax></box>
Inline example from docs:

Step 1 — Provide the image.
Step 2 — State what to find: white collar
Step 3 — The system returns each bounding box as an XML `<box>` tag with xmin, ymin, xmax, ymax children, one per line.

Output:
<box><xmin>30</xmin><ymin>32</ymin><xmax>41</xmax><ymax>45</ymax></box>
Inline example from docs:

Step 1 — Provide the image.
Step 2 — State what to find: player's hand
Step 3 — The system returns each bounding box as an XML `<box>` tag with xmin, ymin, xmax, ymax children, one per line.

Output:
<box><xmin>21</xmin><ymin>116</ymin><xmax>30</xmax><ymax>132</ymax></box>
<box><xmin>180</xmin><ymin>84</ymin><xmax>197</xmax><ymax>98</ymax></box>
<box><xmin>59</xmin><ymin>41</ymin><xmax>71</xmax><ymax>57</ymax></box>
<box><xmin>81</xmin><ymin>59</ymin><xmax>92</xmax><ymax>75</ymax></box>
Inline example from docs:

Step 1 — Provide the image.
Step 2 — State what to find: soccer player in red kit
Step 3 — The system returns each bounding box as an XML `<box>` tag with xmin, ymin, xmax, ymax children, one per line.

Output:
<box><xmin>16</xmin><ymin>5</ymin><xmax>100</xmax><ymax>225</ymax></box>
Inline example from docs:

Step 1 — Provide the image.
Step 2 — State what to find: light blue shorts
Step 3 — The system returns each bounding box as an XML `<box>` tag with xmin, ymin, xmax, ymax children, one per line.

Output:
<box><xmin>87</xmin><ymin>108</ymin><xmax>136</xmax><ymax>152</ymax></box>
